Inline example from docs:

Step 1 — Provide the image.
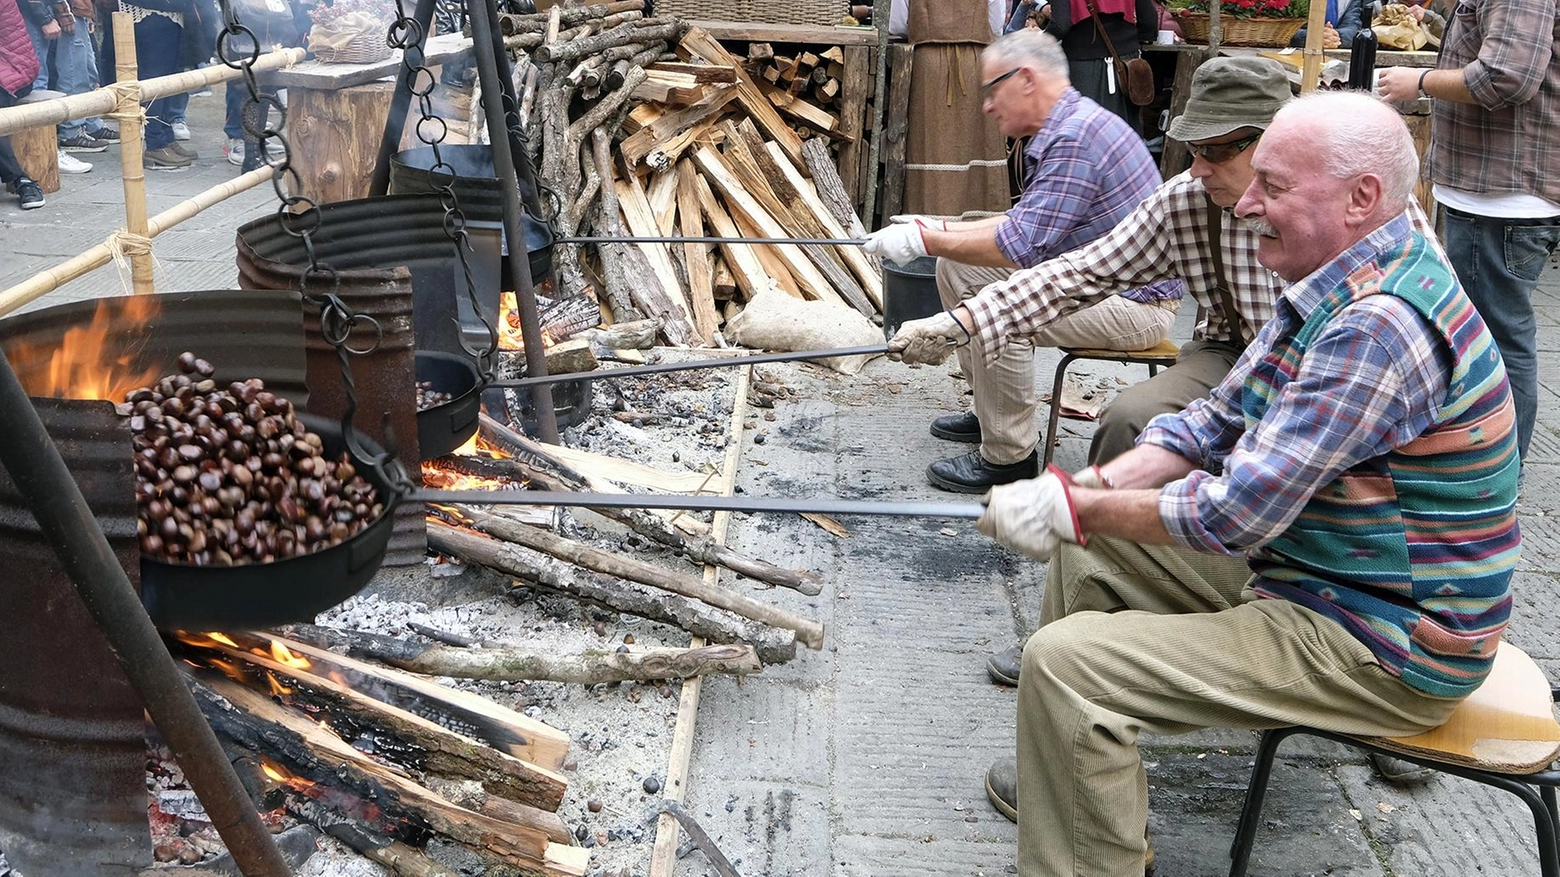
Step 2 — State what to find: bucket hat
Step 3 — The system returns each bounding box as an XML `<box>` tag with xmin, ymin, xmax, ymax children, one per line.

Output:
<box><xmin>1166</xmin><ymin>56</ymin><xmax>1292</xmax><ymax>143</ymax></box>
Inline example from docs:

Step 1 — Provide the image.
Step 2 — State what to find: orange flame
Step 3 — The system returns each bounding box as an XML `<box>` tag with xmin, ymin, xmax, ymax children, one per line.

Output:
<box><xmin>259</xmin><ymin>756</ymin><xmax>315</xmax><ymax>791</ymax></box>
<box><xmin>11</xmin><ymin>295</ymin><xmax>162</xmax><ymax>401</ymax></box>
<box><xmin>270</xmin><ymin>641</ymin><xmax>312</xmax><ymax>671</ymax></box>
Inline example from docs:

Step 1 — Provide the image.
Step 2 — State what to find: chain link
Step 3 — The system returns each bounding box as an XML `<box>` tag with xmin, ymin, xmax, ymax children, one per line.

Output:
<box><xmin>389</xmin><ymin>0</ymin><xmax>501</xmax><ymax>383</ymax></box>
<box><xmin>215</xmin><ymin>4</ymin><xmax>415</xmax><ymax>501</ymax></box>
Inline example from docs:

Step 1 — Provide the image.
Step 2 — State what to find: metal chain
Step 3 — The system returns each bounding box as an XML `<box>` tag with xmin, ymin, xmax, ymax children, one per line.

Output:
<box><xmin>215</xmin><ymin>11</ymin><xmax>416</xmax><ymax>501</ymax></box>
<box><xmin>387</xmin><ymin>0</ymin><xmax>501</xmax><ymax>380</ymax></box>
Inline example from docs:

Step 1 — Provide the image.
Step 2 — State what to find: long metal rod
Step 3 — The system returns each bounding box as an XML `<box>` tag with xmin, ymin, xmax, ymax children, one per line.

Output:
<box><xmin>469</xmin><ymin>0</ymin><xmax>559</xmax><ymax>443</ymax></box>
<box><xmin>560</xmin><ymin>235</ymin><xmax>868</xmax><ymax>246</ymax></box>
<box><xmin>486</xmin><ymin>344</ymin><xmax>890</xmax><ymax>388</ymax></box>
<box><xmin>414</xmin><ymin>489</ymin><xmax>986</xmax><ymax>519</ymax></box>
<box><xmin>0</xmin><ymin>351</ymin><xmax>292</xmax><ymax>876</ymax></box>
<box><xmin>368</xmin><ymin>0</ymin><xmax>439</xmax><ymax>198</ymax></box>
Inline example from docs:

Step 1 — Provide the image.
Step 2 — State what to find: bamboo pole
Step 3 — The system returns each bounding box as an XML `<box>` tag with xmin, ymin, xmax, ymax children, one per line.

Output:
<box><xmin>1300</xmin><ymin>0</ymin><xmax>1330</xmax><ymax>93</ymax></box>
<box><xmin>0</xmin><ymin>47</ymin><xmax>306</xmax><ymax>137</ymax></box>
<box><xmin>0</xmin><ymin>167</ymin><xmax>272</xmax><ymax>316</ymax></box>
<box><xmin>111</xmin><ymin>12</ymin><xmax>154</xmax><ymax>295</ymax></box>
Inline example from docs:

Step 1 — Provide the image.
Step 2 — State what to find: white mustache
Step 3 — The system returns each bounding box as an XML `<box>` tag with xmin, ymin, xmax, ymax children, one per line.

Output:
<box><xmin>1241</xmin><ymin>216</ymin><xmax>1279</xmax><ymax>237</ymax></box>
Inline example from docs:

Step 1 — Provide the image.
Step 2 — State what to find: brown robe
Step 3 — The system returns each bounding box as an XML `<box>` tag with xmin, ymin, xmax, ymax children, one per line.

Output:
<box><xmin>902</xmin><ymin>1</ymin><xmax>1012</xmax><ymax>217</ymax></box>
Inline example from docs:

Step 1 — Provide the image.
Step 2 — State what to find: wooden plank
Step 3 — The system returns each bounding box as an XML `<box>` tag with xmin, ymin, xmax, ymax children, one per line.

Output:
<box><xmin>687</xmin><ymin>20</ymin><xmax>878</xmax><ymax>46</ymax></box>
<box><xmin>268</xmin><ymin>31</ymin><xmax>474</xmax><ymax>89</ymax></box>
<box><xmin>646</xmin><ymin>166</ymin><xmax>680</xmax><ymax>236</ymax></box>
<box><xmin>647</xmin><ymin>359</ymin><xmax>752</xmax><ymax>877</ymax></box>
<box><xmin>676</xmin><ymin>159</ymin><xmax>721</xmax><ymax>345</ymax></box>
<box><xmin>837</xmin><ymin>46</ymin><xmax>870</xmax><ymax>208</ymax></box>
<box><xmin>1160</xmin><ymin>49</ymin><xmax>1201</xmax><ymax>180</ymax></box>
<box><xmin>616</xmin><ymin>171</ymin><xmax>696</xmax><ymax>331</ymax></box>
<box><xmin>693</xmin><ymin>173</ymin><xmax>789</xmax><ymax>300</ymax></box>
<box><xmin>692</xmin><ymin>144</ymin><xmax>843</xmax><ymax>306</ymax></box>
<box><xmin>544</xmin><ymin>440</ymin><xmax>718</xmax><ymax>492</ymax></box>
<box><xmin>763</xmin><ymin>139</ymin><xmax>882</xmax><ymax>309</ymax></box>
<box><xmin>880</xmin><ymin>43</ymin><xmax>913</xmax><ymax>223</ymax></box>
<box><xmin>757</xmin><ymin>79</ymin><xmax>839</xmax><ymax>133</ymax></box>
<box><xmin>731</xmin><ymin>209</ymin><xmax>804</xmax><ymax>300</ymax></box>
<box><xmin>647</xmin><ymin>61</ymin><xmax>738</xmax><ymax>83</ymax></box>
<box><xmin>619</xmin><ymin>84</ymin><xmax>740</xmax><ymax>167</ymax></box>
<box><xmin>678</xmin><ymin>27</ymin><xmax>807</xmax><ymax>168</ymax></box>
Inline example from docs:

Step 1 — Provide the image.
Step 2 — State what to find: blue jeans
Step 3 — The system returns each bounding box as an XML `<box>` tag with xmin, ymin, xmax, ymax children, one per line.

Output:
<box><xmin>23</xmin><ymin>16</ymin><xmax>50</xmax><ymax>93</ymax></box>
<box><xmin>53</xmin><ymin>17</ymin><xmax>101</xmax><ymax>139</ymax></box>
<box><xmin>132</xmin><ymin>13</ymin><xmax>182</xmax><ymax>150</ymax></box>
<box><xmin>1443</xmin><ymin>207</ymin><xmax>1560</xmax><ymax>461</ymax></box>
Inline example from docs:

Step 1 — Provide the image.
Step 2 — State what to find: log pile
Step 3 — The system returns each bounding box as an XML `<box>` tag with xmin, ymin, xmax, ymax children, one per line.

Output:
<box><xmin>494</xmin><ymin>6</ymin><xmax>883</xmax><ymax>348</ymax></box>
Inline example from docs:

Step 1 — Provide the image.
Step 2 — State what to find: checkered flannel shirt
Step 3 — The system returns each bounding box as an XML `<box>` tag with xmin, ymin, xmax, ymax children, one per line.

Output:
<box><xmin>1430</xmin><ymin>0</ymin><xmax>1560</xmax><ymax>203</ymax></box>
<box><xmin>965</xmin><ymin>173</ymin><xmax>1283</xmax><ymax>363</ymax></box>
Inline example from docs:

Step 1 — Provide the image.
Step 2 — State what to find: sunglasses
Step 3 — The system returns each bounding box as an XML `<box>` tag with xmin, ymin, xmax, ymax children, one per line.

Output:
<box><xmin>1187</xmin><ymin>132</ymin><xmax>1262</xmax><ymax>163</ymax></box>
<box><xmin>980</xmin><ymin>67</ymin><xmax>1022</xmax><ymax>97</ymax></box>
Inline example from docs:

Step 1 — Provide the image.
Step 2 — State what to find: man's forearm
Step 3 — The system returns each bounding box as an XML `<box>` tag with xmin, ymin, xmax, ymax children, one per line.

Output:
<box><xmin>922</xmin><ymin>217</ymin><xmax>1020</xmax><ymax>269</ymax></box>
<box><xmin>1072</xmin><ymin>488</ymin><xmax>1176</xmax><ymax>544</ymax></box>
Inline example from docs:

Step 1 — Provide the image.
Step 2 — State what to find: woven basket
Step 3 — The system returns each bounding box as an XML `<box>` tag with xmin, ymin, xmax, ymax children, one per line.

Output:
<box><xmin>653</xmin><ymin>0</ymin><xmax>842</xmax><ymax>28</ymax></box>
<box><xmin>1178</xmin><ymin>13</ymin><xmax>1305</xmax><ymax>47</ymax></box>
<box><xmin>310</xmin><ymin>29</ymin><xmax>394</xmax><ymax>64</ymax></box>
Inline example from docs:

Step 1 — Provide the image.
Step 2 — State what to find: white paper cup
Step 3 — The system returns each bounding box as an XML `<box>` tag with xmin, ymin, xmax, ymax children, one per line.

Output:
<box><xmin>1156</xmin><ymin>29</ymin><xmax>1176</xmax><ymax>44</ymax></box>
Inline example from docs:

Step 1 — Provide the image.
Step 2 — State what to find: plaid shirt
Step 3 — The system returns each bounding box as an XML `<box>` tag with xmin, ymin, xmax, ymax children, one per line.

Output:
<box><xmin>995</xmin><ymin>89</ymin><xmax>1184</xmax><ymax>305</ymax></box>
<box><xmin>1429</xmin><ymin>0</ymin><xmax>1560</xmax><ymax>203</ymax></box>
<box><xmin>1143</xmin><ymin>213</ymin><xmax>1451</xmax><ymax>554</ymax></box>
<box><xmin>967</xmin><ymin>173</ymin><xmax>1283</xmax><ymax>361</ymax></box>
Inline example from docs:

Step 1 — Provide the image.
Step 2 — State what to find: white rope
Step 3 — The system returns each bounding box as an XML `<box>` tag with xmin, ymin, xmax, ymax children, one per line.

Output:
<box><xmin>104</xmin><ymin>230</ymin><xmax>161</xmax><ymax>294</ymax></box>
<box><xmin>904</xmin><ymin>159</ymin><xmax>1010</xmax><ymax>172</ymax></box>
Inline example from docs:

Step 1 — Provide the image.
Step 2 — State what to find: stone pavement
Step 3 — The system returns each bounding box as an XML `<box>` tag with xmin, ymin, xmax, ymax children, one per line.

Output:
<box><xmin>3</xmin><ymin>90</ymin><xmax>1560</xmax><ymax>876</ymax></box>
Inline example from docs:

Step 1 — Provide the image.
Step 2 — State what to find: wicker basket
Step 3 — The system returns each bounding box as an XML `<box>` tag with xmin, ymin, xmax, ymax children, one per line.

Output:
<box><xmin>1178</xmin><ymin>12</ymin><xmax>1305</xmax><ymax>47</ymax></box>
<box><xmin>309</xmin><ymin>28</ymin><xmax>394</xmax><ymax>64</ymax></box>
<box><xmin>653</xmin><ymin>0</ymin><xmax>842</xmax><ymax>28</ymax></box>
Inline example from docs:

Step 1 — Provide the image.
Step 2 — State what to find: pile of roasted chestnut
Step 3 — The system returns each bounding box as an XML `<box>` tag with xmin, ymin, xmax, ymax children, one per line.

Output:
<box><xmin>128</xmin><ymin>353</ymin><xmax>383</xmax><ymax>566</ymax></box>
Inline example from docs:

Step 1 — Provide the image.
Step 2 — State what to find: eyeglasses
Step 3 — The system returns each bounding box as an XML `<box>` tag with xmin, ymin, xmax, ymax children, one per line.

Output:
<box><xmin>980</xmin><ymin>67</ymin><xmax>1021</xmax><ymax>97</ymax></box>
<box><xmin>1187</xmin><ymin>132</ymin><xmax>1262</xmax><ymax>164</ymax></box>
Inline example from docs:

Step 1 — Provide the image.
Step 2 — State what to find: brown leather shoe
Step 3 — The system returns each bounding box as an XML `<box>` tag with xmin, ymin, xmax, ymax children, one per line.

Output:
<box><xmin>985</xmin><ymin>756</ymin><xmax>1156</xmax><ymax>873</ymax></box>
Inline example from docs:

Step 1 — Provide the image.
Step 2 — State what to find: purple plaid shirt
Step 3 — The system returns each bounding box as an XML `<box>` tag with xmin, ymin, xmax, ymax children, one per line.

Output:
<box><xmin>995</xmin><ymin>89</ymin><xmax>1183</xmax><ymax>304</ymax></box>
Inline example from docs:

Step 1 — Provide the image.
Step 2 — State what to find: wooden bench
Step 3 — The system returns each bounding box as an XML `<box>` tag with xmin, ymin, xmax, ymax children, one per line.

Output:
<box><xmin>1228</xmin><ymin>642</ymin><xmax>1560</xmax><ymax>876</ymax></box>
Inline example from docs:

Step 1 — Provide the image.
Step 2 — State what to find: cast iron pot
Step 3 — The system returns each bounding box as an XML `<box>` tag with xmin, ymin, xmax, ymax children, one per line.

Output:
<box><xmin>416</xmin><ymin>349</ymin><xmax>482</xmax><ymax>458</ymax></box>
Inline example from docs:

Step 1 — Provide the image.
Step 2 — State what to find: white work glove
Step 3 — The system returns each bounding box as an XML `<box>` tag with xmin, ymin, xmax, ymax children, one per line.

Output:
<box><xmin>887</xmin><ymin>310</ymin><xmax>968</xmax><ymax>366</ymax></box>
<box><xmin>1071</xmin><ymin>465</ymin><xmax>1109</xmax><ymax>490</ymax></box>
<box><xmin>976</xmin><ymin>465</ymin><xmax>1085</xmax><ymax>561</ymax></box>
<box><xmin>864</xmin><ymin>219</ymin><xmax>937</xmax><ymax>266</ymax></box>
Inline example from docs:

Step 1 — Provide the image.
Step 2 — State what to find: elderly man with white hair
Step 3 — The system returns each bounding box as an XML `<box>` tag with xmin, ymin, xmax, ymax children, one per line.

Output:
<box><xmin>977</xmin><ymin>91</ymin><xmax>1522</xmax><ymax>876</ymax></box>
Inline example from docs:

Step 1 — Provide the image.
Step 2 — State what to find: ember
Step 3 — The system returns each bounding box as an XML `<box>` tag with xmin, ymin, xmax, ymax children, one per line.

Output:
<box><xmin>128</xmin><ymin>353</ymin><xmax>383</xmax><ymax>566</ymax></box>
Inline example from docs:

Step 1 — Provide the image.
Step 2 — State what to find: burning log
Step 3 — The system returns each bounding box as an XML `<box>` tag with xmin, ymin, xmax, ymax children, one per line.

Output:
<box><xmin>175</xmin><ymin>631</ymin><xmax>569</xmax><ymax>812</ymax></box>
<box><xmin>479</xmin><ymin>413</ymin><xmax>826</xmax><ymax>595</ymax></box>
<box><xmin>189</xmin><ymin>674</ymin><xmax>588</xmax><ymax>876</ymax></box>
<box><xmin>453</xmin><ymin>505</ymin><xmax>824</xmax><ymax>649</ymax></box>
<box><xmin>322</xmin><ymin>822</ymin><xmax>462</xmax><ymax>877</ymax></box>
<box><xmin>282</xmin><ymin>624</ymin><xmax>762</xmax><ymax>684</ymax></box>
<box><xmin>427</xmin><ymin>520</ymin><xmax>797</xmax><ymax>663</ymax></box>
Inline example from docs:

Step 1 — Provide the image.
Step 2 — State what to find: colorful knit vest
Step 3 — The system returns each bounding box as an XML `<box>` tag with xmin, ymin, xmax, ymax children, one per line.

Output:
<box><xmin>1244</xmin><ymin>232</ymin><xmax>1520</xmax><ymax>699</ymax></box>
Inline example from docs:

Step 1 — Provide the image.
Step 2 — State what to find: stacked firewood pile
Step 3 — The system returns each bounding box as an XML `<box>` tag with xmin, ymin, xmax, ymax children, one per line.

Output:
<box><xmin>493</xmin><ymin>3</ymin><xmax>883</xmax><ymax>348</ymax></box>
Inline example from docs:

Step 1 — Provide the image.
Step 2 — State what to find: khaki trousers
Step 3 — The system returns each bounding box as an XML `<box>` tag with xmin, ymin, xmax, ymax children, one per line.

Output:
<box><xmin>936</xmin><ymin>259</ymin><xmax>1179</xmax><ymax>465</ymax></box>
<box><xmin>1017</xmin><ymin>537</ymin><xmax>1460</xmax><ymax>877</ymax></box>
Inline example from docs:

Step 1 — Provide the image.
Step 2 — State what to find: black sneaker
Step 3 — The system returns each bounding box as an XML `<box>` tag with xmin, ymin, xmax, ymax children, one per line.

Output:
<box><xmin>89</xmin><ymin>123</ymin><xmax>120</xmax><ymax>142</ymax></box>
<box><xmin>10</xmin><ymin>177</ymin><xmax>44</xmax><ymax>209</ymax></box>
<box><xmin>58</xmin><ymin>131</ymin><xmax>110</xmax><ymax>153</ymax></box>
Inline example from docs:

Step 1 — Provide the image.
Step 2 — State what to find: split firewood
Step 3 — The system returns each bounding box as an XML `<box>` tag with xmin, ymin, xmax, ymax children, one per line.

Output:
<box><xmin>678</xmin><ymin>27</ymin><xmax>805</xmax><ymax>167</ymax></box>
<box><xmin>762</xmin><ymin>140</ymin><xmax>882</xmax><ymax>306</ymax></box>
<box><xmin>802</xmin><ymin>136</ymin><xmax>872</xmax><ymax>245</ymax></box>
<box><xmin>291</xmin><ymin>625</ymin><xmax>762</xmax><ymax>684</ymax></box>
<box><xmin>543</xmin><ymin>337</ymin><xmax>599</xmax><ymax>375</ymax></box>
<box><xmin>585</xmin><ymin>318</ymin><xmax>662</xmax><ymax>350</ymax></box>
<box><xmin>172</xmin><ymin>631</ymin><xmax>569</xmax><ymax>811</ymax></box>
<box><xmin>454</xmin><ymin>504</ymin><xmax>827</xmax><ymax>640</ymax></box>
<box><xmin>649</xmin><ymin>61</ymin><xmax>737</xmax><ymax>84</ymax></box>
<box><xmin>620</xmin><ymin>84</ymin><xmax>739</xmax><ymax>168</ymax></box>
<box><xmin>319</xmin><ymin>820</ymin><xmax>463</xmax><ymax>877</ymax></box>
<box><xmin>615</xmin><ymin>167</ymin><xmax>697</xmax><ymax>339</ymax></box>
<box><xmin>589</xmin><ymin>129</ymin><xmax>645</xmax><ymax>323</ymax></box>
<box><xmin>427</xmin><ymin>521</ymin><xmax>798</xmax><ymax>664</ymax></box>
<box><xmin>188</xmin><ymin>673</ymin><xmax>587</xmax><ymax>877</ymax></box>
<box><xmin>675</xmin><ymin>159</ymin><xmax>720</xmax><ymax>344</ymax></box>
<box><xmin>712</xmin><ymin>258</ymin><xmax>737</xmax><ymax>301</ymax></box>
<box><xmin>478</xmin><ymin>413</ymin><xmax>825</xmax><ymax>594</ymax></box>
<box><xmin>646</xmin><ymin>167</ymin><xmax>678</xmax><ymax>234</ymax></box>
<box><xmin>746</xmin><ymin>42</ymin><xmax>773</xmax><ymax>64</ymax></box>
<box><xmin>693</xmin><ymin>172</ymin><xmax>786</xmax><ymax>300</ymax></box>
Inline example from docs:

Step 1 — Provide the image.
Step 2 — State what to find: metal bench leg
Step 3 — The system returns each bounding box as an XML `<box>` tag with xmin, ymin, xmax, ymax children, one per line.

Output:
<box><xmin>1228</xmin><ymin>728</ymin><xmax>1296</xmax><ymax>877</ymax></box>
<box><xmin>1042</xmin><ymin>353</ymin><xmax>1078</xmax><ymax>469</ymax></box>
